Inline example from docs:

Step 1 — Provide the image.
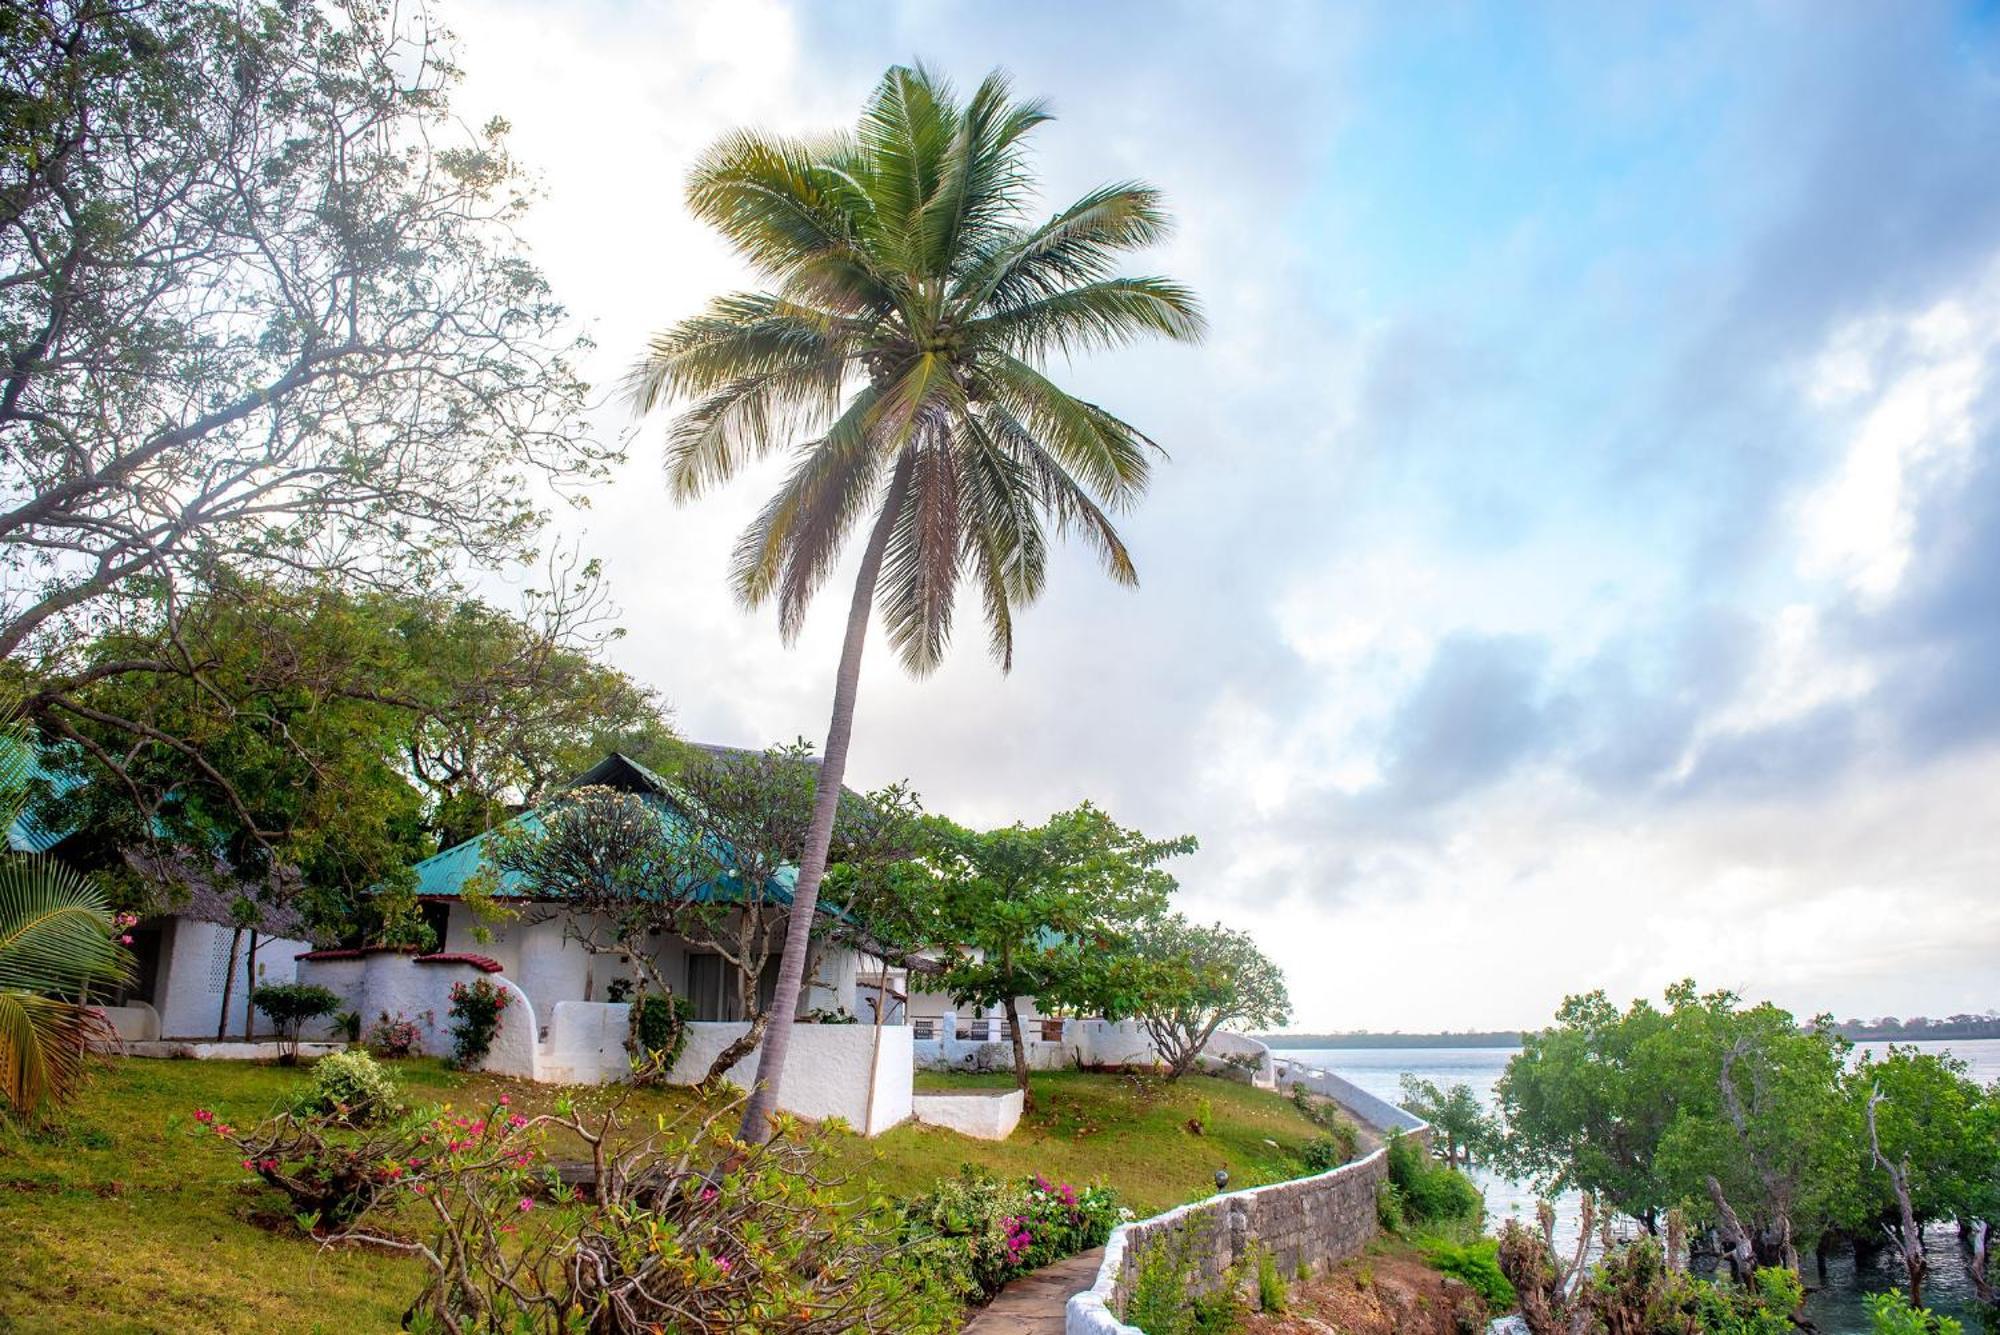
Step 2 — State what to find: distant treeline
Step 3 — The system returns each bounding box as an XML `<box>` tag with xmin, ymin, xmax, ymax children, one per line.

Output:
<box><xmin>1259</xmin><ymin>1016</ymin><xmax>2000</xmax><ymax>1049</ymax></box>
<box><xmin>1827</xmin><ymin>1016</ymin><xmax>2000</xmax><ymax>1042</ymax></box>
<box><xmin>1258</xmin><ymin>1031</ymin><xmax>1525</xmax><ymax>1050</ymax></box>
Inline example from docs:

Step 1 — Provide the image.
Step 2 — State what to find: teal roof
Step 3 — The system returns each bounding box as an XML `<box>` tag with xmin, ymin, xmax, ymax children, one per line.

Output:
<box><xmin>2</xmin><ymin>739</ymin><xmax>86</xmax><ymax>855</ymax></box>
<box><xmin>411</xmin><ymin>752</ymin><xmax>803</xmax><ymax>910</ymax></box>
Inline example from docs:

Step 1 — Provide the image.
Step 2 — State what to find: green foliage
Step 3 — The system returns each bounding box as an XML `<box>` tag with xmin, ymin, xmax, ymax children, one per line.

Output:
<box><xmin>297</xmin><ymin>1051</ymin><xmax>401</xmax><ymax>1126</ymax></box>
<box><xmin>250</xmin><ymin>984</ymin><xmax>341</xmax><ymax>1064</ymax></box>
<box><xmin>1417</xmin><ymin>1235</ymin><xmax>1515</xmax><ymax>1310</ymax></box>
<box><xmin>629</xmin><ymin>991</ymin><xmax>693</xmax><ymax>1078</ymax></box>
<box><xmin>1300</xmin><ymin>1136</ymin><xmax>1348</xmax><ymax>1173</ymax></box>
<box><xmin>1377</xmin><ymin>1180</ymin><xmax>1407</xmax><ymax>1231</ymax></box>
<box><xmin>1125</xmin><ymin>1226</ymin><xmax>1242</xmax><ymax>1335</ymax></box>
<box><xmin>1398</xmin><ymin>1075</ymin><xmax>1498</xmax><ymax>1166</ymax></box>
<box><xmin>1130</xmin><ymin>913</ymin><xmax>1292</xmax><ymax>1080</ymax></box>
<box><xmin>1500</xmin><ymin>1226</ymin><xmax>1799</xmax><ymax>1335</ymax></box>
<box><xmin>917</xmin><ymin>804</ymin><xmax>1195</xmax><ymax>1093</ymax></box>
<box><xmin>0</xmin><ymin>852</ymin><xmax>132</xmax><ymax>1117</ymax></box>
<box><xmin>1387</xmin><ymin>1131</ymin><xmax>1483</xmax><ymax>1227</ymax></box>
<box><xmin>444</xmin><ymin>979</ymin><xmax>511</xmax><ymax>1070</ymax></box>
<box><xmin>1864</xmin><ymin>1290</ymin><xmax>1965</xmax><ymax>1335</ymax></box>
<box><xmin>1255</xmin><ymin>1246</ymin><xmax>1288</xmax><ymax>1313</ymax></box>
<box><xmin>900</xmin><ymin>1166</ymin><xmax>1121</xmax><ymax>1302</ymax></box>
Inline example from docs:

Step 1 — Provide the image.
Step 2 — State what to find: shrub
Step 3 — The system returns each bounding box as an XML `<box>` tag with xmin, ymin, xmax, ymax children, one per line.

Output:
<box><xmin>297</xmin><ymin>1050</ymin><xmax>400</xmax><ymax>1125</ymax></box>
<box><xmin>627</xmin><ymin>990</ymin><xmax>692</xmax><ymax>1081</ymax></box>
<box><xmin>1376</xmin><ymin>1180</ymin><xmax>1406</xmax><ymax>1231</ymax></box>
<box><xmin>1864</xmin><ymin>1292</ymin><xmax>1964</xmax><ymax>1335</ymax></box>
<box><xmin>365</xmin><ymin>1010</ymin><xmax>427</xmax><ymax>1058</ymax></box>
<box><xmin>1255</xmin><ymin>1246</ymin><xmax>1287</xmax><ymax>1313</ymax></box>
<box><xmin>900</xmin><ymin>1167</ymin><xmax>1121</xmax><ymax>1302</ymax></box>
<box><xmin>187</xmin><ymin>1102</ymin><xmax>424</xmax><ymax>1228</ymax></box>
<box><xmin>1386</xmin><ymin>1130</ymin><xmax>1482</xmax><ymax>1227</ymax></box>
<box><xmin>1418</xmin><ymin>1235</ymin><xmax>1514</xmax><ymax>1310</ymax></box>
<box><xmin>250</xmin><ymin>983</ymin><xmax>341</xmax><ymax>1063</ymax></box>
<box><xmin>445</xmin><ymin>977</ymin><xmax>510</xmax><ymax>1070</ymax></box>
<box><xmin>1301</xmin><ymin>1135</ymin><xmax>1353</xmax><ymax>1173</ymax></box>
<box><xmin>1125</xmin><ymin>1227</ymin><xmax>1241</xmax><ymax>1334</ymax></box>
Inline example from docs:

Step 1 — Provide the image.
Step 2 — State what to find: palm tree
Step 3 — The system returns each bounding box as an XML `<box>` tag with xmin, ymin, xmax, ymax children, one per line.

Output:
<box><xmin>0</xmin><ymin>718</ymin><xmax>131</xmax><ymax>1118</ymax></box>
<box><xmin>0</xmin><ymin>858</ymin><xmax>131</xmax><ymax>1117</ymax></box>
<box><xmin>629</xmin><ymin>64</ymin><xmax>1204</xmax><ymax>1141</ymax></box>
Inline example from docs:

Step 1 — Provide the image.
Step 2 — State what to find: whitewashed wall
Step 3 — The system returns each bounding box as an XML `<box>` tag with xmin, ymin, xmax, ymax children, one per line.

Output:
<box><xmin>156</xmin><ymin>918</ymin><xmax>309</xmax><ymax>1039</ymax></box>
<box><xmin>911</xmin><ymin>1088</ymin><xmax>1024</xmax><ymax>1140</ymax></box>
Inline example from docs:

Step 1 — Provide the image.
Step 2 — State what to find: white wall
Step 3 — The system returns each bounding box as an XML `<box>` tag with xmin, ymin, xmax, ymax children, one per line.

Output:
<box><xmin>911</xmin><ymin>1088</ymin><xmax>1023</xmax><ymax>1140</ymax></box>
<box><xmin>156</xmin><ymin>918</ymin><xmax>309</xmax><ymax>1039</ymax></box>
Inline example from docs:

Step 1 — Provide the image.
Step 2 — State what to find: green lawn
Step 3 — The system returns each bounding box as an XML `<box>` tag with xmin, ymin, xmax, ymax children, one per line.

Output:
<box><xmin>1</xmin><ymin>1057</ymin><xmax>1343</xmax><ymax>1333</ymax></box>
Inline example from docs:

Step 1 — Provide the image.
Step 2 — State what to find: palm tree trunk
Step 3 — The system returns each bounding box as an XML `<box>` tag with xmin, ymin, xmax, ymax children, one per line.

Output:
<box><xmin>737</xmin><ymin>454</ymin><xmax>913</xmax><ymax>1143</ymax></box>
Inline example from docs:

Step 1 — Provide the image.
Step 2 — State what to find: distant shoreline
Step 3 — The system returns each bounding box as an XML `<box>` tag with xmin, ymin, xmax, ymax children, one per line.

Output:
<box><xmin>1256</xmin><ymin>1032</ymin><xmax>1524</xmax><ymax>1050</ymax></box>
<box><xmin>1258</xmin><ymin>1022</ymin><xmax>2000</xmax><ymax>1049</ymax></box>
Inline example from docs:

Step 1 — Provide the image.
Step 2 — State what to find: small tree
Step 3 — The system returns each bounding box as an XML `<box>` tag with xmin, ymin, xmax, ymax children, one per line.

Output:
<box><xmin>1129</xmin><ymin>913</ymin><xmax>1290</xmax><ymax>1081</ymax></box>
<box><xmin>927</xmin><ymin>805</ymin><xmax>1190</xmax><ymax>1103</ymax></box>
<box><xmin>1399</xmin><ymin>1075</ymin><xmax>1499</xmax><ymax>1168</ymax></box>
<box><xmin>250</xmin><ymin>983</ymin><xmax>340</xmax><ymax>1064</ymax></box>
<box><xmin>1857</xmin><ymin>1047</ymin><xmax>1992</xmax><ymax>1309</ymax></box>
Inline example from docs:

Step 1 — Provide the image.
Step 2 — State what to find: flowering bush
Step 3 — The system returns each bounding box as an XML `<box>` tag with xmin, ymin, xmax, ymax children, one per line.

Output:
<box><xmin>296</xmin><ymin>1049</ymin><xmax>400</xmax><ymax>1125</ymax></box>
<box><xmin>446</xmin><ymin>978</ymin><xmax>509</xmax><ymax>1069</ymax></box>
<box><xmin>365</xmin><ymin>1010</ymin><xmax>429</xmax><ymax>1059</ymax></box>
<box><xmin>187</xmin><ymin>1103</ymin><xmax>427</xmax><ymax>1227</ymax></box>
<box><xmin>901</xmin><ymin>1167</ymin><xmax>1122</xmax><ymax>1302</ymax></box>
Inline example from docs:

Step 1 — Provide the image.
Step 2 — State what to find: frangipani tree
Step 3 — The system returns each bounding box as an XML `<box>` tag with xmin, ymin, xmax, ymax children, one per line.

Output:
<box><xmin>1130</xmin><ymin>913</ymin><xmax>1291</xmax><ymax>1081</ymax></box>
<box><xmin>631</xmin><ymin>64</ymin><xmax>1203</xmax><ymax>1139</ymax></box>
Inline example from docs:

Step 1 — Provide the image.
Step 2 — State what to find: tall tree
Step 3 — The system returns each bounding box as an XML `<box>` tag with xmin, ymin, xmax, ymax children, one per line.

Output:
<box><xmin>630</xmin><ymin>64</ymin><xmax>1203</xmax><ymax>1141</ymax></box>
<box><xmin>27</xmin><ymin>575</ymin><xmax>672</xmax><ymax>939</ymax></box>
<box><xmin>925</xmin><ymin>804</ymin><xmax>1188</xmax><ymax>1103</ymax></box>
<box><xmin>0</xmin><ymin>0</ymin><xmax>609</xmax><ymax>664</ymax></box>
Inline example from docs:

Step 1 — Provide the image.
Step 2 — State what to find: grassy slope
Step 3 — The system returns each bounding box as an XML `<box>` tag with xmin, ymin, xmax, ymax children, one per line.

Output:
<box><xmin>844</xmin><ymin>1069</ymin><xmax>1338</xmax><ymax>1215</ymax></box>
<box><xmin>1</xmin><ymin>1059</ymin><xmax>1335</xmax><ymax>1333</ymax></box>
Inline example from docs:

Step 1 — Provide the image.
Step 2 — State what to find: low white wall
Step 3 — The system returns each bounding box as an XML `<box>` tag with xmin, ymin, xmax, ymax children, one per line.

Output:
<box><xmin>911</xmin><ymin>1088</ymin><xmax>1024</xmax><ymax>1140</ymax></box>
<box><xmin>91</xmin><ymin>1001</ymin><xmax>160</xmax><ymax>1042</ymax></box>
<box><xmin>668</xmin><ymin>1020</ymin><xmax>912</xmax><ymax>1135</ymax></box>
<box><xmin>294</xmin><ymin>952</ymin><xmax>535</xmax><ymax>1076</ymax></box>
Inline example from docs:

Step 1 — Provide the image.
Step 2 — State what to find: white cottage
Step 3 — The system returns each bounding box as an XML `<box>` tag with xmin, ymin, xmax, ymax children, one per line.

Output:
<box><xmin>292</xmin><ymin>751</ymin><xmax>913</xmax><ymax>1133</ymax></box>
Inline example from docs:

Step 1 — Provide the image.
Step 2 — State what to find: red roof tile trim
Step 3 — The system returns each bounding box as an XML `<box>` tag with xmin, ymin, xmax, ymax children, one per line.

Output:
<box><xmin>296</xmin><ymin>948</ymin><xmax>364</xmax><ymax>961</ymax></box>
<box><xmin>414</xmin><ymin>951</ymin><xmax>504</xmax><ymax>974</ymax></box>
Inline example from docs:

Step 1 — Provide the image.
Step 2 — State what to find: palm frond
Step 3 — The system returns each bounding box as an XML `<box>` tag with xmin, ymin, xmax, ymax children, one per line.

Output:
<box><xmin>980</xmin><ymin>353</ymin><xmax>1158</xmax><ymax>506</ymax></box>
<box><xmin>0</xmin><ymin>857</ymin><xmax>130</xmax><ymax>995</ymax></box>
<box><xmin>0</xmin><ymin>988</ymin><xmax>115</xmax><ymax>1117</ymax></box>
<box><xmin>728</xmin><ymin>388</ymin><xmax>886</xmax><ymax>635</ymax></box>
<box><xmin>957</xmin><ymin>183</ymin><xmax>1178</xmax><ymax>312</ymax></box>
<box><xmin>982</xmin><ymin>404</ymin><xmax>1139</xmax><ymax>587</ymax></box>
<box><xmin>975</xmin><ymin>276</ymin><xmax>1206</xmax><ymax>360</ymax></box>
<box><xmin>878</xmin><ymin>433</ymin><xmax>965</xmax><ymax>675</ymax></box>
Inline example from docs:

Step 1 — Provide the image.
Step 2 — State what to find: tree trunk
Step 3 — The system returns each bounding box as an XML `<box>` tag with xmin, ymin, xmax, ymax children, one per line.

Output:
<box><xmin>1969</xmin><ymin>1219</ymin><xmax>1992</xmax><ymax>1305</ymax></box>
<box><xmin>704</xmin><ymin>1008</ymin><xmax>770</xmax><ymax>1087</ymax></box>
<box><xmin>216</xmin><ymin>926</ymin><xmax>243</xmax><ymax>1040</ymax></box>
<box><xmin>1707</xmin><ymin>1177</ymin><xmax>1758</xmax><ymax>1285</ymax></box>
<box><xmin>1004</xmin><ymin>996</ymin><xmax>1032</xmax><ymax>1109</ymax></box>
<box><xmin>735</xmin><ymin>453</ymin><xmax>914</xmax><ymax>1144</ymax></box>
<box><xmin>241</xmin><ymin>931</ymin><xmax>258</xmax><ymax>1039</ymax></box>
<box><xmin>1867</xmin><ymin>1089</ymin><xmax>1928</xmax><ymax>1308</ymax></box>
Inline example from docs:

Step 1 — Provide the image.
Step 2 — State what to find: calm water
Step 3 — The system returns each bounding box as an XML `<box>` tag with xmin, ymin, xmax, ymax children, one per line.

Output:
<box><xmin>1281</xmin><ymin>1039</ymin><xmax>2000</xmax><ymax>1334</ymax></box>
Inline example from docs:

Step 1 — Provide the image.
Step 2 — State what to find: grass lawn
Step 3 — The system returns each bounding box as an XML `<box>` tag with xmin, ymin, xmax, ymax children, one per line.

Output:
<box><xmin>1</xmin><ymin>1057</ymin><xmax>1344</xmax><ymax>1333</ymax></box>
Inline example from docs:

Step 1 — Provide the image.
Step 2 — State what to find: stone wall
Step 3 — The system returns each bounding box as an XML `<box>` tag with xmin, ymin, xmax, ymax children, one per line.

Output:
<box><xmin>1067</xmin><ymin>1138</ymin><xmax>1415</xmax><ymax>1334</ymax></box>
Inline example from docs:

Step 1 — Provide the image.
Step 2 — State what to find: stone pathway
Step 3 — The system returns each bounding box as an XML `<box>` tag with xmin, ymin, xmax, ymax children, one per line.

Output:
<box><xmin>959</xmin><ymin>1246</ymin><xmax>1105</xmax><ymax>1334</ymax></box>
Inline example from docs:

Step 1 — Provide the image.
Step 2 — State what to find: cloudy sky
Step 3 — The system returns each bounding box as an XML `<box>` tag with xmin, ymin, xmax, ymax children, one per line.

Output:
<box><xmin>447</xmin><ymin>0</ymin><xmax>2000</xmax><ymax>1031</ymax></box>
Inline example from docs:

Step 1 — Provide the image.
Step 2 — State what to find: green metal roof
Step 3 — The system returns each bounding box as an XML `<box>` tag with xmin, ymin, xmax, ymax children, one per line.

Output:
<box><xmin>412</xmin><ymin>752</ymin><xmax>802</xmax><ymax>909</ymax></box>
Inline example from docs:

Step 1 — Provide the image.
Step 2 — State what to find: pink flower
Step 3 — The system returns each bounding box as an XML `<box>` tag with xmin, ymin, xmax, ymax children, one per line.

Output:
<box><xmin>241</xmin><ymin>1158</ymin><xmax>255</xmax><ymax>1171</ymax></box>
<box><xmin>119</xmin><ymin>934</ymin><xmax>133</xmax><ymax>945</ymax></box>
<box><xmin>193</xmin><ymin>1109</ymin><xmax>213</xmax><ymax>1124</ymax></box>
<box><xmin>517</xmin><ymin>1197</ymin><xmax>534</xmax><ymax>1213</ymax></box>
<box><xmin>497</xmin><ymin>1095</ymin><xmax>510</xmax><ymax>1106</ymax></box>
<box><xmin>717</xmin><ymin>1257</ymin><xmax>733</xmax><ymax>1275</ymax></box>
<box><xmin>700</xmin><ymin>1186</ymin><xmax>718</xmax><ymax>1203</ymax></box>
<box><xmin>508</xmin><ymin>1115</ymin><xmax>527</xmax><ymax>1130</ymax></box>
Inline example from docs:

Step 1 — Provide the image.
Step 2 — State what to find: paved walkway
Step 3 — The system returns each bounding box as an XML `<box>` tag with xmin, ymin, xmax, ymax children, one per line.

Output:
<box><xmin>960</xmin><ymin>1247</ymin><xmax>1105</xmax><ymax>1334</ymax></box>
